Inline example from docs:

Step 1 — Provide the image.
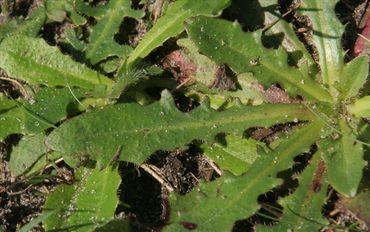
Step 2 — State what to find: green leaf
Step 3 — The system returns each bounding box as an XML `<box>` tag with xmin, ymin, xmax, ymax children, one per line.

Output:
<box><xmin>321</xmin><ymin>119</ymin><xmax>366</xmax><ymax>197</ymax></box>
<box><xmin>45</xmin><ymin>0</ymin><xmax>86</xmax><ymax>25</ymax></box>
<box><xmin>349</xmin><ymin>95</ymin><xmax>370</xmax><ymax>118</ymax></box>
<box><xmin>260</xmin><ymin>0</ymin><xmax>315</xmax><ymax>68</ymax></box>
<box><xmin>256</xmin><ymin>152</ymin><xmax>328</xmax><ymax>231</ymax></box>
<box><xmin>0</xmin><ymin>6</ymin><xmax>46</xmax><ymax>41</ymax></box>
<box><xmin>24</xmin><ymin>152</ymin><xmax>61</xmax><ymax>177</ymax></box>
<box><xmin>177</xmin><ymin>38</ymin><xmax>267</xmax><ymax>104</ymax></box>
<box><xmin>185</xmin><ymin>16</ymin><xmax>333</xmax><ymax>103</ymax></box>
<box><xmin>337</xmin><ymin>56</ymin><xmax>369</xmax><ymax>100</ymax></box>
<box><xmin>18</xmin><ymin>210</ymin><xmax>56</xmax><ymax>232</ymax></box>
<box><xmin>47</xmin><ymin>90</ymin><xmax>315</xmax><ymax>167</ymax></box>
<box><xmin>95</xmin><ymin>219</ymin><xmax>130</xmax><ymax>232</ymax></box>
<box><xmin>9</xmin><ymin>133</ymin><xmax>47</xmax><ymax>176</ymax></box>
<box><xmin>0</xmin><ymin>88</ymin><xmax>83</xmax><ymax>140</ymax></box>
<box><xmin>0</xmin><ymin>36</ymin><xmax>113</xmax><ymax>89</ymax></box>
<box><xmin>201</xmin><ymin>135</ymin><xmax>261</xmax><ymax>176</ymax></box>
<box><xmin>298</xmin><ymin>0</ymin><xmax>345</xmax><ymax>86</ymax></box>
<box><xmin>165</xmin><ymin>121</ymin><xmax>324</xmax><ymax>232</ymax></box>
<box><xmin>44</xmin><ymin>167</ymin><xmax>121</xmax><ymax>232</ymax></box>
<box><xmin>123</xmin><ymin>0</ymin><xmax>231</xmax><ymax>70</ymax></box>
<box><xmin>76</xmin><ymin>0</ymin><xmax>144</xmax><ymax>64</ymax></box>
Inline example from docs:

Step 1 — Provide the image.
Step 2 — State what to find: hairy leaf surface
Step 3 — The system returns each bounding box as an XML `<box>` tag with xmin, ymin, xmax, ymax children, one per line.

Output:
<box><xmin>0</xmin><ymin>36</ymin><xmax>113</xmax><ymax>89</ymax></box>
<box><xmin>186</xmin><ymin>16</ymin><xmax>332</xmax><ymax>103</ymax></box>
<box><xmin>44</xmin><ymin>167</ymin><xmax>121</xmax><ymax>232</ymax></box>
<box><xmin>165</xmin><ymin>121</ymin><xmax>324</xmax><ymax>231</ymax></box>
<box><xmin>47</xmin><ymin>91</ymin><xmax>314</xmax><ymax>167</ymax></box>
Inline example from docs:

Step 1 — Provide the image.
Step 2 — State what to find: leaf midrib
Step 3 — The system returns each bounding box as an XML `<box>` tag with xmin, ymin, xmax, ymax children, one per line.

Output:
<box><xmin>4</xmin><ymin>48</ymin><xmax>109</xmax><ymax>88</ymax></box>
<box><xmin>65</xmin><ymin>105</ymin><xmax>312</xmax><ymax>138</ymax></box>
<box><xmin>86</xmin><ymin>0</ymin><xmax>126</xmax><ymax>60</ymax></box>
<box><xmin>126</xmin><ymin>2</ymin><xmax>189</xmax><ymax>66</ymax></box>
<box><xmin>197</xmin><ymin>122</ymin><xmax>323</xmax><ymax>229</ymax></box>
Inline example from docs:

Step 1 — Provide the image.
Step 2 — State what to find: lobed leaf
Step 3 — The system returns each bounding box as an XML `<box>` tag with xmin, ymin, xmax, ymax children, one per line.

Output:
<box><xmin>165</xmin><ymin>121</ymin><xmax>324</xmax><ymax>232</ymax></box>
<box><xmin>76</xmin><ymin>0</ymin><xmax>144</xmax><ymax>65</ymax></box>
<box><xmin>185</xmin><ymin>16</ymin><xmax>333</xmax><ymax>103</ymax></box>
<box><xmin>260</xmin><ymin>0</ymin><xmax>316</xmax><ymax>68</ymax></box>
<box><xmin>298</xmin><ymin>0</ymin><xmax>345</xmax><ymax>87</ymax></box>
<box><xmin>44</xmin><ymin>167</ymin><xmax>121</xmax><ymax>232</ymax></box>
<box><xmin>46</xmin><ymin>90</ymin><xmax>315</xmax><ymax>167</ymax></box>
<box><xmin>321</xmin><ymin>119</ymin><xmax>366</xmax><ymax>197</ymax></box>
<box><xmin>256</xmin><ymin>151</ymin><xmax>328</xmax><ymax>231</ymax></box>
<box><xmin>122</xmin><ymin>0</ymin><xmax>231</xmax><ymax>71</ymax></box>
<box><xmin>0</xmin><ymin>36</ymin><xmax>113</xmax><ymax>89</ymax></box>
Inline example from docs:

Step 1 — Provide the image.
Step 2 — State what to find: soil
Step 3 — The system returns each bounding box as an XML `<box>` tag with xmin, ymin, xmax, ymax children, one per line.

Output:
<box><xmin>0</xmin><ymin>0</ymin><xmax>369</xmax><ymax>231</ymax></box>
<box><xmin>0</xmin><ymin>141</ymin><xmax>46</xmax><ymax>232</ymax></box>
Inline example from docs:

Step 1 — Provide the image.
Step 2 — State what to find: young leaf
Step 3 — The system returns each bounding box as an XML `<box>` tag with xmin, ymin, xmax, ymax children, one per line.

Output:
<box><xmin>44</xmin><ymin>167</ymin><xmax>121</xmax><ymax>232</ymax></box>
<box><xmin>349</xmin><ymin>95</ymin><xmax>370</xmax><ymax>118</ymax></box>
<box><xmin>201</xmin><ymin>135</ymin><xmax>261</xmax><ymax>176</ymax></box>
<box><xmin>185</xmin><ymin>16</ymin><xmax>333</xmax><ymax>103</ymax></box>
<box><xmin>256</xmin><ymin>152</ymin><xmax>328</xmax><ymax>231</ymax></box>
<box><xmin>321</xmin><ymin>119</ymin><xmax>366</xmax><ymax>197</ymax></box>
<box><xmin>165</xmin><ymin>121</ymin><xmax>324</xmax><ymax>232</ymax></box>
<box><xmin>9</xmin><ymin>133</ymin><xmax>47</xmax><ymax>176</ymax></box>
<box><xmin>298</xmin><ymin>1</ymin><xmax>345</xmax><ymax>86</ymax></box>
<box><xmin>123</xmin><ymin>0</ymin><xmax>231</xmax><ymax>70</ymax></box>
<box><xmin>0</xmin><ymin>36</ymin><xmax>113</xmax><ymax>89</ymax></box>
<box><xmin>0</xmin><ymin>88</ymin><xmax>83</xmax><ymax>140</ymax></box>
<box><xmin>46</xmin><ymin>90</ymin><xmax>315</xmax><ymax>167</ymax></box>
<box><xmin>75</xmin><ymin>0</ymin><xmax>144</xmax><ymax>64</ymax></box>
<box><xmin>337</xmin><ymin>56</ymin><xmax>369</xmax><ymax>100</ymax></box>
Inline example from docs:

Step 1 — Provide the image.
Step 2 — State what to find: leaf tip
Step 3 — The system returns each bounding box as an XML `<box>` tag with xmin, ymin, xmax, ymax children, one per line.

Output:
<box><xmin>160</xmin><ymin>90</ymin><xmax>176</xmax><ymax>111</ymax></box>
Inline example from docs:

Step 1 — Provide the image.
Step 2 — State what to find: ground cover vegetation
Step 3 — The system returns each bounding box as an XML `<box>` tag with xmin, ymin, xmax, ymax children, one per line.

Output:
<box><xmin>0</xmin><ymin>0</ymin><xmax>369</xmax><ymax>231</ymax></box>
